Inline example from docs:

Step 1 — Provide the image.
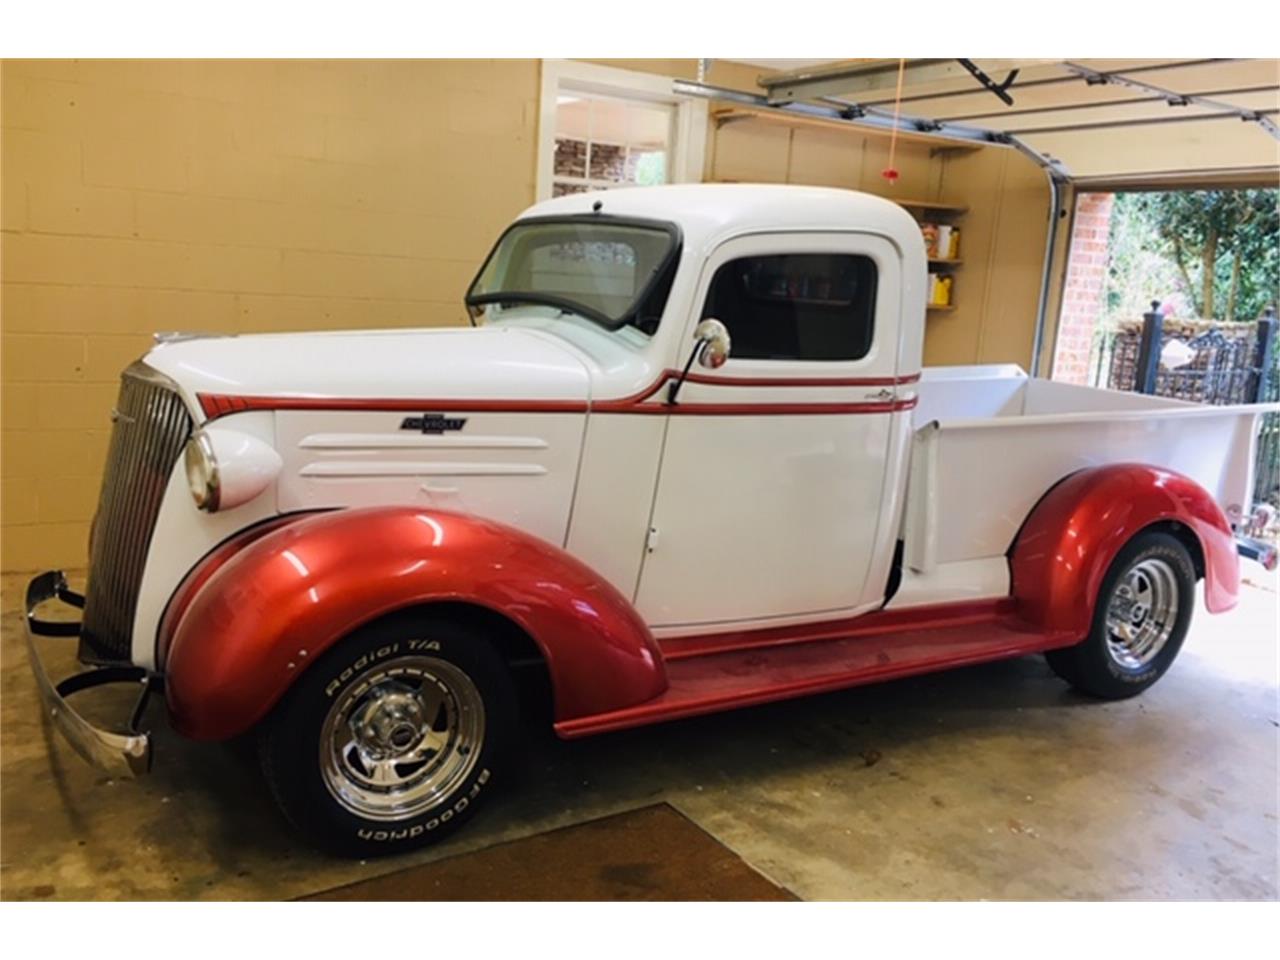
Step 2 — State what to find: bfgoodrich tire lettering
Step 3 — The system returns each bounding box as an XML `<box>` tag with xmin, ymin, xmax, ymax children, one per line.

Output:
<box><xmin>1045</xmin><ymin>530</ymin><xmax>1196</xmax><ymax>699</ymax></box>
<box><xmin>259</xmin><ymin>610</ymin><xmax>517</xmax><ymax>857</ymax></box>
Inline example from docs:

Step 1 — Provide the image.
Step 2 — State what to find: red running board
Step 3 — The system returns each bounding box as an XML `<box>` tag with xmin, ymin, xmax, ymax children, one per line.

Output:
<box><xmin>555</xmin><ymin>602</ymin><xmax>1076</xmax><ymax>739</ymax></box>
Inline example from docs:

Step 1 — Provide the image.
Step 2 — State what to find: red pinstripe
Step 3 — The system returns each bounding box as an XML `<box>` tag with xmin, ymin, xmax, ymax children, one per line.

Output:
<box><xmin>197</xmin><ymin>368</ymin><xmax>922</xmax><ymax>422</ymax></box>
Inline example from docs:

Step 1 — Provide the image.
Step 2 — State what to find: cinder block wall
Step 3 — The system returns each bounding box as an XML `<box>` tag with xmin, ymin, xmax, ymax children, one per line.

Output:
<box><xmin>2</xmin><ymin>59</ymin><xmax>544</xmax><ymax>571</ymax></box>
<box><xmin>0</xmin><ymin>58</ymin><xmax>769</xmax><ymax>572</ymax></box>
<box><xmin>1</xmin><ymin>58</ymin><xmax>1049</xmax><ymax>573</ymax></box>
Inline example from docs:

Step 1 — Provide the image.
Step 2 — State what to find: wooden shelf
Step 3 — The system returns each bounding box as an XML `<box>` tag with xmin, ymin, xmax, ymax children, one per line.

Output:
<box><xmin>929</xmin><ymin>258</ymin><xmax>962</xmax><ymax>266</ymax></box>
<box><xmin>898</xmin><ymin>199</ymin><xmax>968</xmax><ymax>215</ymax></box>
<box><xmin>927</xmin><ymin>304</ymin><xmax>956</xmax><ymax>312</ymax></box>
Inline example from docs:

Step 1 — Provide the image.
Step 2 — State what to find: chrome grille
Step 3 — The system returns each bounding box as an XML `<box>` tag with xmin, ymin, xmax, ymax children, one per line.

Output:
<box><xmin>80</xmin><ymin>364</ymin><xmax>193</xmax><ymax>664</ymax></box>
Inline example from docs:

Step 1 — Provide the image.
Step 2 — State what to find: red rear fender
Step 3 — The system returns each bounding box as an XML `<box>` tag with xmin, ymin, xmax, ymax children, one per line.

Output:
<box><xmin>1010</xmin><ymin>463</ymin><xmax>1239</xmax><ymax>641</ymax></box>
<box><xmin>164</xmin><ymin>507</ymin><xmax>666</xmax><ymax>740</ymax></box>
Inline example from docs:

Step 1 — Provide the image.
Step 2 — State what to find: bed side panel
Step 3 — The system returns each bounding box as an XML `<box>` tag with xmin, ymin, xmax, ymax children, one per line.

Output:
<box><xmin>928</xmin><ymin>409</ymin><xmax>1260</xmax><ymax>565</ymax></box>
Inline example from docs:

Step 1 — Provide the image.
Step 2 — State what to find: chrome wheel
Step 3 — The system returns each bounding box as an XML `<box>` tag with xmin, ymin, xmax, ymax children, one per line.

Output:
<box><xmin>319</xmin><ymin>655</ymin><xmax>485</xmax><ymax>821</ymax></box>
<box><xmin>1104</xmin><ymin>558</ymin><xmax>1180</xmax><ymax>670</ymax></box>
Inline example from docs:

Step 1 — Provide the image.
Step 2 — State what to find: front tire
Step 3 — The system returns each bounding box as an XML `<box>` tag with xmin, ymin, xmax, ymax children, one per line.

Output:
<box><xmin>1045</xmin><ymin>530</ymin><xmax>1196</xmax><ymax>699</ymax></box>
<box><xmin>259</xmin><ymin>610</ymin><xmax>517</xmax><ymax>857</ymax></box>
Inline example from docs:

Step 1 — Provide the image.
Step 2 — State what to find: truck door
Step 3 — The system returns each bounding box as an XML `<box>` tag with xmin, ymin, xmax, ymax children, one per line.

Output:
<box><xmin>635</xmin><ymin>231</ymin><xmax>905</xmax><ymax>629</ymax></box>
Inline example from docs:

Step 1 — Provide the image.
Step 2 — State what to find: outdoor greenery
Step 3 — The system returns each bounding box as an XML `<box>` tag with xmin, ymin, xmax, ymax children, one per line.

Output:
<box><xmin>1097</xmin><ymin>188</ymin><xmax>1280</xmax><ymax>515</ymax></box>
<box><xmin>1103</xmin><ymin>188</ymin><xmax>1279</xmax><ymax>326</ymax></box>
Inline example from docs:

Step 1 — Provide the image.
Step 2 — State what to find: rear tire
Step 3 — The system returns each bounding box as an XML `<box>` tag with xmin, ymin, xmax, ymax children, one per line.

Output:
<box><xmin>259</xmin><ymin>610</ymin><xmax>518</xmax><ymax>857</ymax></box>
<box><xmin>1045</xmin><ymin>530</ymin><xmax>1195</xmax><ymax>699</ymax></box>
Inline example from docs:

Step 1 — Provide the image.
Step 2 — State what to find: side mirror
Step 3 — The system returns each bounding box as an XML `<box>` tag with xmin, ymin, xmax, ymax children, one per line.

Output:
<box><xmin>693</xmin><ymin>318</ymin><xmax>732</xmax><ymax>370</ymax></box>
<box><xmin>669</xmin><ymin>319</ymin><xmax>733</xmax><ymax>404</ymax></box>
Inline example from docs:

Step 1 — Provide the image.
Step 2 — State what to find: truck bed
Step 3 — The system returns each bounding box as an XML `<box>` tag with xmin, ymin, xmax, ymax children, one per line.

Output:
<box><xmin>897</xmin><ymin>365</ymin><xmax>1271</xmax><ymax>600</ymax></box>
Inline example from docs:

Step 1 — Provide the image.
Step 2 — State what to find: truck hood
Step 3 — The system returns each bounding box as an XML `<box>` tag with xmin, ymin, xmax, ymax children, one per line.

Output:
<box><xmin>143</xmin><ymin>326</ymin><xmax>591</xmax><ymax>409</ymax></box>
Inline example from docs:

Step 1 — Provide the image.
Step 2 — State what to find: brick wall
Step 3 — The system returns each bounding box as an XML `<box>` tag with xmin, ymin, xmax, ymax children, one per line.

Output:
<box><xmin>1051</xmin><ymin>192</ymin><xmax>1115</xmax><ymax>384</ymax></box>
<box><xmin>1</xmin><ymin>59</ymin><xmax>540</xmax><ymax>571</ymax></box>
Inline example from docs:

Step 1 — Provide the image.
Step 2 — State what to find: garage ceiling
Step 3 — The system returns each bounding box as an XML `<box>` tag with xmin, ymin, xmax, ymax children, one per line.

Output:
<box><xmin>719</xmin><ymin>59</ymin><xmax>1280</xmax><ymax>182</ymax></box>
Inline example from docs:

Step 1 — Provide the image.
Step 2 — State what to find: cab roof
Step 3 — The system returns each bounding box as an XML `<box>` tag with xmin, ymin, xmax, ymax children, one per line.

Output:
<box><xmin>518</xmin><ymin>183</ymin><xmax>923</xmax><ymax>257</ymax></box>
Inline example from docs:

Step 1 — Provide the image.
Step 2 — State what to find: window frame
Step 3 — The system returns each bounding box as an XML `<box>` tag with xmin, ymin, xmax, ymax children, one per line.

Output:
<box><xmin>536</xmin><ymin>60</ymin><xmax>708</xmax><ymax>202</ymax></box>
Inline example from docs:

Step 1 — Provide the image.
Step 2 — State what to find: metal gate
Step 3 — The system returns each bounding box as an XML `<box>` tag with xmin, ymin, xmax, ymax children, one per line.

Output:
<box><xmin>1094</xmin><ymin>303</ymin><xmax>1278</xmax><ymax>513</ymax></box>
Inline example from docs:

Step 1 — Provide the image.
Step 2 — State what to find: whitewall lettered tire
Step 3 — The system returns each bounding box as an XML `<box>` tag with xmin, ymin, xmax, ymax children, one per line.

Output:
<box><xmin>258</xmin><ymin>610</ymin><xmax>517</xmax><ymax>857</ymax></box>
<box><xmin>1045</xmin><ymin>530</ymin><xmax>1196</xmax><ymax>699</ymax></box>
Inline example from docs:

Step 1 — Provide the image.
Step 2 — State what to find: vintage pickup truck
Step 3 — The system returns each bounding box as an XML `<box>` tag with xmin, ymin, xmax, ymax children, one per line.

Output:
<box><xmin>26</xmin><ymin>184</ymin><xmax>1278</xmax><ymax>855</ymax></box>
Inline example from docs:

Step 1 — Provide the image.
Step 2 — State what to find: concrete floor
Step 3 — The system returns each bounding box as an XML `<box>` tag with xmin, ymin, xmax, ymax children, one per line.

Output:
<box><xmin>2</xmin><ymin>564</ymin><xmax>1277</xmax><ymax>901</ymax></box>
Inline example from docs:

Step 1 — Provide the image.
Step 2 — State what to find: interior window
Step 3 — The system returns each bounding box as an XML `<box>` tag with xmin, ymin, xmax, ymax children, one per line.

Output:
<box><xmin>552</xmin><ymin>94</ymin><xmax>672</xmax><ymax>197</ymax></box>
<box><xmin>701</xmin><ymin>254</ymin><xmax>878</xmax><ymax>361</ymax></box>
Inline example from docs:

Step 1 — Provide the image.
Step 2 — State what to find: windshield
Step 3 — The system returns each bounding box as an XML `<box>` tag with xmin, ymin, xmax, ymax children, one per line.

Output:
<box><xmin>466</xmin><ymin>216</ymin><xmax>681</xmax><ymax>333</ymax></box>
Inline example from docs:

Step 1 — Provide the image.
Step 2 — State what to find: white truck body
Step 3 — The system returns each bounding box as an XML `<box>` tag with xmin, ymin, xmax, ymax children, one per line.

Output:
<box><xmin>126</xmin><ymin>186</ymin><xmax>1269</xmax><ymax>663</ymax></box>
<box><xmin>24</xmin><ymin>183</ymin><xmax>1275</xmax><ymax>855</ymax></box>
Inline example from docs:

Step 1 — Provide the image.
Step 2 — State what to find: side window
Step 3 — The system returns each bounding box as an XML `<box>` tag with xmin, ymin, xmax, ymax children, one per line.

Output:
<box><xmin>700</xmin><ymin>253</ymin><xmax>878</xmax><ymax>361</ymax></box>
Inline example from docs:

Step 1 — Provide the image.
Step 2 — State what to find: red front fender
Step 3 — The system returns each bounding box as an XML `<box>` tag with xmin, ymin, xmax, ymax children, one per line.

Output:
<box><xmin>164</xmin><ymin>507</ymin><xmax>667</xmax><ymax>740</ymax></box>
<box><xmin>1010</xmin><ymin>463</ymin><xmax>1239</xmax><ymax>641</ymax></box>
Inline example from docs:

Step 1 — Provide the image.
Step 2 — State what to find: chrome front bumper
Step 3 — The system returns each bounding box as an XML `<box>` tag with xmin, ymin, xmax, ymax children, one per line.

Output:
<box><xmin>24</xmin><ymin>571</ymin><xmax>154</xmax><ymax>779</ymax></box>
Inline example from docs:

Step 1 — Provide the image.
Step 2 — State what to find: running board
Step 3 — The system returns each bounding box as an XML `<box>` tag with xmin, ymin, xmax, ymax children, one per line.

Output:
<box><xmin>555</xmin><ymin>608</ymin><xmax>1072</xmax><ymax>739</ymax></box>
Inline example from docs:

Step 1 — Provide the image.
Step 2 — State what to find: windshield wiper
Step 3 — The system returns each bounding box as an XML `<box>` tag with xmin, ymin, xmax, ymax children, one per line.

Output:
<box><xmin>465</xmin><ymin>292</ymin><xmax>617</xmax><ymax>330</ymax></box>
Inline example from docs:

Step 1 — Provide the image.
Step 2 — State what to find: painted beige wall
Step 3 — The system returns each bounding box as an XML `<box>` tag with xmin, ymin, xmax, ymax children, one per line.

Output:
<box><xmin>0</xmin><ymin>58</ymin><xmax>1049</xmax><ymax>572</ymax></box>
<box><xmin>706</xmin><ymin>113</ymin><xmax>1052</xmax><ymax>367</ymax></box>
<box><xmin>928</xmin><ymin>145</ymin><xmax>1053</xmax><ymax>367</ymax></box>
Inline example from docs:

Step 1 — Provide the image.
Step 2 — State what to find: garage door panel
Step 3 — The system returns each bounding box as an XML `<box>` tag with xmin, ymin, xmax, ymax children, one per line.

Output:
<box><xmin>1020</xmin><ymin>117</ymin><xmax>1280</xmax><ymax>179</ymax></box>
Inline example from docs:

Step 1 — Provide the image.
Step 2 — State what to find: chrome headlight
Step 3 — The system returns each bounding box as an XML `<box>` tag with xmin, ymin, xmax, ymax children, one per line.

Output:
<box><xmin>184</xmin><ymin>430</ymin><xmax>221</xmax><ymax>511</ymax></box>
<box><xmin>184</xmin><ymin>428</ymin><xmax>281</xmax><ymax>513</ymax></box>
